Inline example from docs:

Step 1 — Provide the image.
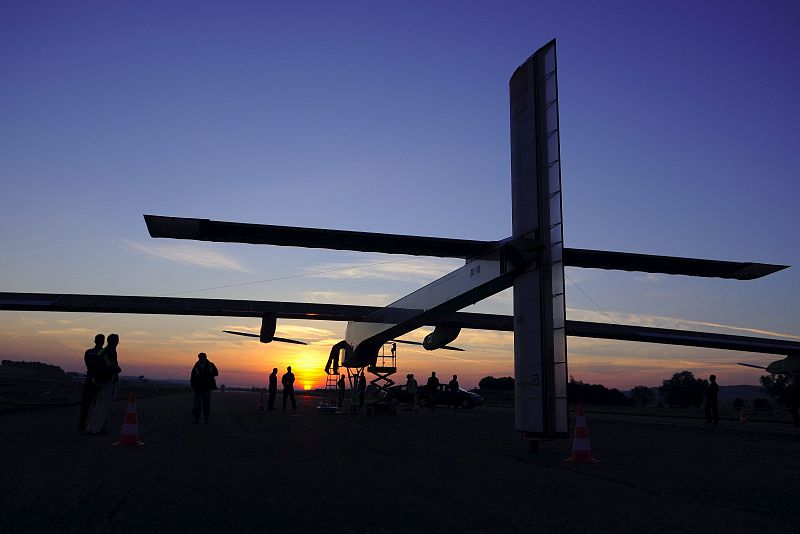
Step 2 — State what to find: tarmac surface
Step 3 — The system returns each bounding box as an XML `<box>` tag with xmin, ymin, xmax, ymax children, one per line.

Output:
<box><xmin>3</xmin><ymin>391</ymin><xmax>800</xmax><ymax>533</ymax></box>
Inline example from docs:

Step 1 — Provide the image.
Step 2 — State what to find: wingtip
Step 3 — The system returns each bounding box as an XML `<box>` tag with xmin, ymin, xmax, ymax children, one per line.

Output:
<box><xmin>143</xmin><ymin>214</ymin><xmax>202</xmax><ymax>239</ymax></box>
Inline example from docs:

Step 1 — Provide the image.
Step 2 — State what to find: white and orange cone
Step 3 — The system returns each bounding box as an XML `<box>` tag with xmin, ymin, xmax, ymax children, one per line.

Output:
<box><xmin>740</xmin><ymin>409</ymin><xmax>747</xmax><ymax>423</ymax></box>
<box><xmin>114</xmin><ymin>391</ymin><xmax>144</xmax><ymax>446</ymax></box>
<box><xmin>563</xmin><ymin>401</ymin><xmax>599</xmax><ymax>463</ymax></box>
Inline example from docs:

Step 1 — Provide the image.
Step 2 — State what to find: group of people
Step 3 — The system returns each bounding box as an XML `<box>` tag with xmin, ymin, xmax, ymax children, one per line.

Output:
<box><xmin>267</xmin><ymin>366</ymin><xmax>298</xmax><ymax>410</ymax></box>
<box><xmin>332</xmin><ymin>371</ymin><xmax>366</xmax><ymax>413</ymax></box>
<box><xmin>404</xmin><ymin>371</ymin><xmax>462</xmax><ymax>411</ymax></box>
<box><xmin>78</xmin><ymin>333</ymin><xmax>121</xmax><ymax>434</ymax></box>
<box><xmin>80</xmin><ymin>340</ymin><xmax>795</xmax><ymax>430</ymax></box>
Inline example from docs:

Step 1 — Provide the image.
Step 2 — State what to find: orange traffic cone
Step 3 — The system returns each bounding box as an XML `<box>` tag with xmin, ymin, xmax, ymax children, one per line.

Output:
<box><xmin>740</xmin><ymin>409</ymin><xmax>747</xmax><ymax>423</ymax></box>
<box><xmin>563</xmin><ymin>401</ymin><xmax>599</xmax><ymax>463</ymax></box>
<box><xmin>114</xmin><ymin>391</ymin><xmax>143</xmax><ymax>446</ymax></box>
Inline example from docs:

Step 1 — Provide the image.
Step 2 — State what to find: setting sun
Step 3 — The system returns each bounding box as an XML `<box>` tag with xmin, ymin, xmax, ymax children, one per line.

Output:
<box><xmin>303</xmin><ymin>384</ymin><xmax>312</xmax><ymax>391</ymax></box>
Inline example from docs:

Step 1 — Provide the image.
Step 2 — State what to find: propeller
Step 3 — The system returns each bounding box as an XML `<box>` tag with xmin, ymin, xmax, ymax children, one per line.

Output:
<box><xmin>737</xmin><ymin>362</ymin><xmax>767</xmax><ymax>370</ymax></box>
<box><xmin>391</xmin><ymin>339</ymin><xmax>465</xmax><ymax>352</ymax></box>
<box><xmin>222</xmin><ymin>330</ymin><xmax>307</xmax><ymax>345</ymax></box>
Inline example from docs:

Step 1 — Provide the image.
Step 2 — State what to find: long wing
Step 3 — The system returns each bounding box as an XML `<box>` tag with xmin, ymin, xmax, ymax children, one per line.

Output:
<box><xmin>144</xmin><ymin>215</ymin><xmax>787</xmax><ymax>280</ymax></box>
<box><xmin>0</xmin><ymin>292</ymin><xmax>376</xmax><ymax>321</ymax></box>
<box><xmin>2</xmin><ymin>292</ymin><xmax>798</xmax><ymax>356</ymax></box>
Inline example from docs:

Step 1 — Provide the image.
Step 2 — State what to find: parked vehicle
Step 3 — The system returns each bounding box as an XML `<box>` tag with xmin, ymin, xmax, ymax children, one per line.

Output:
<box><xmin>388</xmin><ymin>384</ymin><xmax>483</xmax><ymax>408</ymax></box>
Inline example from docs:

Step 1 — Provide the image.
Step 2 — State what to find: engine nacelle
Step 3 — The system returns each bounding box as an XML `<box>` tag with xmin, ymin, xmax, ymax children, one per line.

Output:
<box><xmin>423</xmin><ymin>325</ymin><xmax>461</xmax><ymax>350</ymax></box>
<box><xmin>259</xmin><ymin>314</ymin><xmax>277</xmax><ymax>343</ymax></box>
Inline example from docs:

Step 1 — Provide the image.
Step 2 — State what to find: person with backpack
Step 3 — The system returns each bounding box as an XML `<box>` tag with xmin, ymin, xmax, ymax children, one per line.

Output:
<box><xmin>191</xmin><ymin>352</ymin><xmax>219</xmax><ymax>423</ymax></box>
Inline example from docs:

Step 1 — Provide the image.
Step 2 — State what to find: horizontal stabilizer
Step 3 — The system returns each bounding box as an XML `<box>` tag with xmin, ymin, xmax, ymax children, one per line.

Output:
<box><xmin>272</xmin><ymin>337</ymin><xmax>307</xmax><ymax>345</ymax></box>
<box><xmin>223</xmin><ymin>330</ymin><xmax>260</xmax><ymax>338</ymax></box>
<box><xmin>737</xmin><ymin>362</ymin><xmax>767</xmax><ymax>370</ymax></box>
<box><xmin>145</xmin><ymin>215</ymin><xmax>787</xmax><ymax>279</ymax></box>
<box><xmin>222</xmin><ymin>330</ymin><xmax>307</xmax><ymax>345</ymax></box>
<box><xmin>144</xmin><ymin>215</ymin><xmax>492</xmax><ymax>259</ymax></box>
<box><xmin>392</xmin><ymin>339</ymin><xmax>465</xmax><ymax>352</ymax></box>
<box><xmin>563</xmin><ymin>249</ymin><xmax>787</xmax><ymax>280</ymax></box>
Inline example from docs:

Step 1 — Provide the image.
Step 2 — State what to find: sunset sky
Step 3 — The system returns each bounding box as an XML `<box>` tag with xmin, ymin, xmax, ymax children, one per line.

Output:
<box><xmin>2</xmin><ymin>1</ymin><xmax>799</xmax><ymax>390</ymax></box>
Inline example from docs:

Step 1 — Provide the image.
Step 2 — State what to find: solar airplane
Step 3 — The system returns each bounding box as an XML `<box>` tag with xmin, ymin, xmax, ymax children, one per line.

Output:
<box><xmin>2</xmin><ymin>40</ymin><xmax>799</xmax><ymax>440</ymax></box>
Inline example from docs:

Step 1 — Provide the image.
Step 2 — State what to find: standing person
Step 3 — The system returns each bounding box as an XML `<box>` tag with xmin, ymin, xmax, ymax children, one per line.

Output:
<box><xmin>337</xmin><ymin>374</ymin><xmax>346</xmax><ymax>409</ymax></box>
<box><xmin>78</xmin><ymin>334</ymin><xmax>104</xmax><ymax>431</ymax></box>
<box><xmin>790</xmin><ymin>373</ymin><xmax>800</xmax><ymax>427</ymax></box>
<box><xmin>282</xmin><ymin>366</ymin><xmax>296</xmax><ymax>410</ymax></box>
<box><xmin>448</xmin><ymin>374</ymin><xmax>460</xmax><ymax>410</ymax></box>
<box><xmin>705</xmin><ymin>374</ymin><xmax>719</xmax><ymax>424</ymax></box>
<box><xmin>427</xmin><ymin>371</ymin><xmax>440</xmax><ymax>409</ymax></box>
<box><xmin>87</xmin><ymin>333</ymin><xmax>121</xmax><ymax>435</ymax></box>
<box><xmin>190</xmin><ymin>352</ymin><xmax>219</xmax><ymax>424</ymax></box>
<box><xmin>357</xmin><ymin>371</ymin><xmax>367</xmax><ymax>411</ymax></box>
<box><xmin>406</xmin><ymin>373</ymin><xmax>418</xmax><ymax>412</ymax></box>
<box><xmin>268</xmin><ymin>368</ymin><xmax>278</xmax><ymax>410</ymax></box>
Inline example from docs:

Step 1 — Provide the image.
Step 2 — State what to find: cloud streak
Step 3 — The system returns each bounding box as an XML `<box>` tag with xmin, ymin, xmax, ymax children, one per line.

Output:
<box><xmin>305</xmin><ymin>256</ymin><xmax>461</xmax><ymax>283</ymax></box>
<box><xmin>301</xmin><ymin>291</ymin><xmax>395</xmax><ymax>307</ymax></box>
<box><xmin>123</xmin><ymin>239</ymin><xmax>251</xmax><ymax>273</ymax></box>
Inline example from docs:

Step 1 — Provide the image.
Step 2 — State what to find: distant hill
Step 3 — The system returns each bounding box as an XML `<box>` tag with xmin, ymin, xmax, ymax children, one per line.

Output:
<box><xmin>0</xmin><ymin>360</ymin><xmax>66</xmax><ymax>381</ymax></box>
<box><xmin>716</xmin><ymin>385</ymin><xmax>765</xmax><ymax>403</ymax></box>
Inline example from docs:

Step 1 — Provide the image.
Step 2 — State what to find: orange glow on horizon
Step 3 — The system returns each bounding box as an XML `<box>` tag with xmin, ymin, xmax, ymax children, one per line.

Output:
<box><xmin>0</xmin><ymin>312</ymin><xmax>774</xmax><ymax>390</ymax></box>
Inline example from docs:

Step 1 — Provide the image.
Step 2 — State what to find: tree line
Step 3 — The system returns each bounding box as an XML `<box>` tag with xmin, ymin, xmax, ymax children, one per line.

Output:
<box><xmin>478</xmin><ymin>370</ymin><xmax>798</xmax><ymax>409</ymax></box>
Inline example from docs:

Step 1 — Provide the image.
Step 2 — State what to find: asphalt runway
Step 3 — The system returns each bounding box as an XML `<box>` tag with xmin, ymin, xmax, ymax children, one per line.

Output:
<box><xmin>3</xmin><ymin>391</ymin><xmax>799</xmax><ymax>533</ymax></box>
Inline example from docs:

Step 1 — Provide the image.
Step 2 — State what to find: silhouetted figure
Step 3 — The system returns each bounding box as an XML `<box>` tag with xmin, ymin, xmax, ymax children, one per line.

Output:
<box><xmin>282</xmin><ymin>366</ymin><xmax>296</xmax><ymax>410</ymax></box>
<box><xmin>325</xmin><ymin>341</ymin><xmax>346</xmax><ymax>375</ymax></box>
<box><xmin>406</xmin><ymin>373</ymin><xmax>419</xmax><ymax>412</ymax></box>
<box><xmin>337</xmin><ymin>374</ymin><xmax>346</xmax><ymax>409</ymax></box>
<box><xmin>357</xmin><ymin>371</ymin><xmax>367</xmax><ymax>410</ymax></box>
<box><xmin>191</xmin><ymin>352</ymin><xmax>219</xmax><ymax>423</ymax></box>
<box><xmin>427</xmin><ymin>372</ymin><xmax>439</xmax><ymax>409</ymax></box>
<box><xmin>448</xmin><ymin>374</ymin><xmax>460</xmax><ymax>410</ymax></box>
<box><xmin>87</xmin><ymin>333</ymin><xmax>121</xmax><ymax>435</ymax></box>
<box><xmin>268</xmin><ymin>368</ymin><xmax>278</xmax><ymax>410</ymax></box>
<box><xmin>790</xmin><ymin>374</ymin><xmax>800</xmax><ymax>427</ymax></box>
<box><xmin>705</xmin><ymin>374</ymin><xmax>719</xmax><ymax>424</ymax></box>
<box><xmin>78</xmin><ymin>334</ymin><xmax>104</xmax><ymax>431</ymax></box>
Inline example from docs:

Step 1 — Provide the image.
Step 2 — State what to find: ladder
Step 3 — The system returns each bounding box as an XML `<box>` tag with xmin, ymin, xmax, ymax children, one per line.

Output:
<box><xmin>319</xmin><ymin>370</ymin><xmax>340</xmax><ymax>412</ymax></box>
